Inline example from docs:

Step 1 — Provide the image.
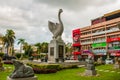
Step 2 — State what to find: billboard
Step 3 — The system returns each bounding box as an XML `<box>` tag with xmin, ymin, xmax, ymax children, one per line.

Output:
<box><xmin>72</xmin><ymin>29</ymin><xmax>80</xmax><ymax>45</ymax></box>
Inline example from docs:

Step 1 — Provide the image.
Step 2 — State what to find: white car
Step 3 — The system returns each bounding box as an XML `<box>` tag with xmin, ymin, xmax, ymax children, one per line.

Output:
<box><xmin>105</xmin><ymin>58</ymin><xmax>113</xmax><ymax>64</ymax></box>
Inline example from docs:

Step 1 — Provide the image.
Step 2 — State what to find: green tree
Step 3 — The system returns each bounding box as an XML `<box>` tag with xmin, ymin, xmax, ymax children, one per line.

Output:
<box><xmin>23</xmin><ymin>42</ymin><xmax>33</xmax><ymax>57</ymax></box>
<box><xmin>65</xmin><ymin>42</ymin><xmax>72</xmax><ymax>55</ymax></box>
<box><xmin>41</xmin><ymin>42</ymin><xmax>48</xmax><ymax>53</ymax></box>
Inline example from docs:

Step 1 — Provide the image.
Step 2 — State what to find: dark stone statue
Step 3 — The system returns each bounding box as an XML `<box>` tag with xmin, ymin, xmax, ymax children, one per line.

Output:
<box><xmin>86</xmin><ymin>56</ymin><xmax>95</xmax><ymax>70</ymax></box>
<box><xmin>114</xmin><ymin>57</ymin><xmax>120</xmax><ymax>69</ymax></box>
<box><xmin>9</xmin><ymin>60</ymin><xmax>34</xmax><ymax>78</ymax></box>
<box><xmin>48</xmin><ymin>9</ymin><xmax>64</xmax><ymax>40</ymax></box>
<box><xmin>85</xmin><ymin>56</ymin><xmax>97</xmax><ymax>76</ymax></box>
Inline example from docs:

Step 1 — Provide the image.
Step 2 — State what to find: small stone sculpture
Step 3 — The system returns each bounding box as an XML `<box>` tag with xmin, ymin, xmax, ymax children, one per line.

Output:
<box><xmin>9</xmin><ymin>60</ymin><xmax>34</xmax><ymax>78</ymax></box>
<box><xmin>114</xmin><ymin>57</ymin><xmax>120</xmax><ymax>69</ymax></box>
<box><xmin>85</xmin><ymin>56</ymin><xmax>97</xmax><ymax>76</ymax></box>
<box><xmin>86</xmin><ymin>56</ymin><xmax>95</xmax><ymax>70</ymax></box>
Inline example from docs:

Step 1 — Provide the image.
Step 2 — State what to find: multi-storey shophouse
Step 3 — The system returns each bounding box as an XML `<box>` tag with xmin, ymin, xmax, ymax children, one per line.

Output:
<box><xmin>72</xmin><ymin>9</ymin><xmax>120</xmax><ymax>61</ymax></box>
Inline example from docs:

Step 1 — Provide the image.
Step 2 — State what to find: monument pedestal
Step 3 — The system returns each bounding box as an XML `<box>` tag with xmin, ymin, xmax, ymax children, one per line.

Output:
<box><xmin>84</xmin><ymin>57</ymin><xmax>97</xmax><ymax>76</ymax></box>
<box><xmin>85</xmin><ymin>70</ymin><xmax>97</xmax><ymax>76</ymax></box>
<box><xmin>7</xmin><ymin>76</ymin><xmax>38</xmax><ymax>80</ymax></box>
<box><xmin>114</xmin><ymin>64</ymin><xmax>120</xmax><ymax>69</ymax></box>
<box><xmin>48</xmin><ymin>39</ymin><xmax>65</xmax><ymax>63</ymax></box>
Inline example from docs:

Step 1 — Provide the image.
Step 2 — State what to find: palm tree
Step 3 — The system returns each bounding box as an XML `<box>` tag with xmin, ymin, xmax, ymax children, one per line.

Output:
<box><xmin>4</xmin><ymin>29</ymin><xmax>16</xmax><ymax>56</ymax></box>
<box><xmin>17</xmin><ymin>38</ymin><xmax>25</xmax><ymax>53</ymax></box>
<box><xmin>17</xmin><ymin>38</ymin><xmax>25</xmax><ymax>59</ymax></box>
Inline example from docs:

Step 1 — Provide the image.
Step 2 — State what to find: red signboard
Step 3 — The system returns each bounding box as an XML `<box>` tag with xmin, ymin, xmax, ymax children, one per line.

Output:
<box><xmin>73</xmin><ymin>52</ymin><xmax>81</xmax><ymax>55</ymax></box>
<box><xmin>107</xmin><ymin>37</ymin><xmax>120</xmax><ymax>42</ymax></box>
<box><xmin>111</xmin><ymin>53</ymin><xmax>120</xmax><ymax>56</ymax></box>
<box><xmin>72</xmin><ymin>29</ymin><xmax>80</xmax><ymax>45</ymax></box>
<box><xmin>72</xmin><ymin>43</ymin><xmax>81</xmax><ymax>47</ymax></box>
<box><xmin>72</xmin><ymin>29</ymin><xmax>80</xmax><ymax>37</ymax></box>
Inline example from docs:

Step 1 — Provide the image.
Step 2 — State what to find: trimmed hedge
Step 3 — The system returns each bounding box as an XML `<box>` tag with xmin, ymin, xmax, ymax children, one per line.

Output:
<box><xmin>27</xmin><ymin>63</ymin><xmax>61</xmax><ymax>74</ymax></box>
<box><xmin>33</xmin><ymin>68</ymin><xmax>57</xmax><ymax>74</ymax></box>
<box><xmin>61</xmin><ymin>64</ymin><xmax>78</xmax><ymax>69</ymax></box>
<box><xmin>27</xmin><ymin>62</ymin><xmax>78</xmax><ymax>74</ymax></box>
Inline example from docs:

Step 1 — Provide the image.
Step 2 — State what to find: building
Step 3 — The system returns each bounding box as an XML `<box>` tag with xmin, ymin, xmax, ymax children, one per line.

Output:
<box><xmin>72</xmin><ymin>9</ymin><xmax>120</xmax><ymax>61</ymax></box>
<box><xmin>72</xmin><ymin>28</ymin><xmax>81</xmax><ymax>60</ymax></box>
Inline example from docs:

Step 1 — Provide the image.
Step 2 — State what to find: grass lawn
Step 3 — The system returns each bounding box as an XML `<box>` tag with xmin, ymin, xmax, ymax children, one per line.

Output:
<box><xmin>0</xmin><ymin>64</ymin><xmax>120</xmax><ymax>80</ymax></box>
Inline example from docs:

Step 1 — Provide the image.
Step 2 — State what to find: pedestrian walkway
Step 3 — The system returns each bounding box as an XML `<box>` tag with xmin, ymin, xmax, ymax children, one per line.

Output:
<box><xmin>96</xmin><ymin>69</ymin><xmax>120</xmax><ymax>74</ymax></box>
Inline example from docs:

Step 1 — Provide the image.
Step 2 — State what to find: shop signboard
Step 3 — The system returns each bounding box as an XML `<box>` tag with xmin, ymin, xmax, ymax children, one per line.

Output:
<box><xmin>107</xmin><ymin>37</ymin><xmax>120</xmax><ymax>42</ymax></box>
<box><xmin>114</xmin><ymin>46</ymin><xmax>120</xmax><ymax>49</ymax></box>
<box><xmin>111</xmin><ymin>53</ymin><xmax>120</xmax><ymax>56</ymax></box>
<box><xmin>92</xmin><ymin>42</ymin><xmax>106</xmax><ymax>48</ymax></box>
<box><xmin>108</xmin><ymin>46</ymin><xmax>120</xmax><ymax>50</ymax></box>
<box><xmin>73</xmin><ymin>52</ymin><xmax>81</xmax><ymax>55</ymax></box>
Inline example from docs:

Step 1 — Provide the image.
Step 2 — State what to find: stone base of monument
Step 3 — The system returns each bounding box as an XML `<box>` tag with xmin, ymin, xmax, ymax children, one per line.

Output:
<box><xmin>85</xmin><ymin>70</ymin><xmax>97</xmax><ymax>76</ymax></box>
<box><xmin>114</xmin><ymin>64</ymin><xmax>120</xmax><ymax>69</ymax></box>
<box><xmin>7</xmin><ymin>76</ymin><xmax>38</xmax><ymax>80</ymax></box>
<box><xmin>48</xmin><ymin>40</ymin><xmax>65</xmax><ymax>63</ymax></box>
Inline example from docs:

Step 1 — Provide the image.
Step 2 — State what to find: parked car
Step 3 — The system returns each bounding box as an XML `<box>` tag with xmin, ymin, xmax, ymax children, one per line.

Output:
<box><xmin>105</xmin><ymin>58</ymin><xmax>113</xmax><ymax>64</ymax></box>
<box><xmin>2</xmin><ymin>54</ymin><xmax>16</xmax><ymax>60</ymax></box>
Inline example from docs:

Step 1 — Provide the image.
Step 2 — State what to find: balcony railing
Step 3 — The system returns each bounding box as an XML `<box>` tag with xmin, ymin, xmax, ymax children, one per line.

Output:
<box><xmin>106</xmin><ymin>28</ymin><xmax>119</xmax><ymax>33</ymax></box>
<box><xmin>93</xmin><ymin>40</ymin><xmax>106</xmax><ymax>43</ymax></box>
<box><xmin>81</xmin><ymin>42</ymin><xmax>91</xmax><ymax>45</ymax></box>
<box><xmin>92</xmin><ymin>31</ymin><xmax>105</xmax><ymax>36</ymax></box>
<box><xmin>92</xmin><ymin>28</ymin><xmax>119</xmax><ymax>36</ymax></box>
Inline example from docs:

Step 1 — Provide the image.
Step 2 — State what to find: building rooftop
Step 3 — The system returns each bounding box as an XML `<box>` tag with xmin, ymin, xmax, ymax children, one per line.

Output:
<box><xmin>104</xmin><ymin>9</ymin><xmax>120</xmax><ymax>17</ymax></box>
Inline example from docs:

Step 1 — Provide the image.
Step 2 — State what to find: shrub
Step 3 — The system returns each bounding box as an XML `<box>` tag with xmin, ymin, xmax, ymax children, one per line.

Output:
<box><xmin>33</xmin><ymin>68</ymin><xmax>57</xmax><ymax>74</ymax></box>
<box><xmin>61</xmin><ymin>64</ymin><xmax>78</xmax><ymax>69</ymax></box>
<box><xmin>0</xmin><ymin>52</ymin><xmax>4</xmax><ymax>57</ymax></box>
<box><xmin>15</xmin><ymin>53</ymin><xmax>21</xmax><ymax>59</ymax></box>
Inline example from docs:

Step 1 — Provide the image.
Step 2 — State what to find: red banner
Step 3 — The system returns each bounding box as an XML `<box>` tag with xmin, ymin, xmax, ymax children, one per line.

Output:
<box><xmin>107</xmin><ymin>37</ymin><xmax>120</xmax><ymax>42</ymax></box>
<box><xmin>72</xmin><ymin>43</ymin><xmax>81</xmax><ymax>47</ymax></box>
<box><xmin>108</xmin><ymin>50</ymin><xmax>120</xmax><ymax>53</ymax></box>
<box><xmin>73</xmin><ymin>52</ymin><xmax>81</xmax><ymax>55</ymax></box>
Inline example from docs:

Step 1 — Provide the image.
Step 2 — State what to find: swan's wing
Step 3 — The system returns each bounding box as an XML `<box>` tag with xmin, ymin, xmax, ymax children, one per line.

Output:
<box><xmin>48</xmin><ymin>21</ymin><xmax>56</xmax><ymax>34</ymax></box>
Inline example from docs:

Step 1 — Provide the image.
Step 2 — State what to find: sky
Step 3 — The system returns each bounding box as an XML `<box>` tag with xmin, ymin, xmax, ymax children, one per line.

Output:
<box><xmin>0</xmin><ymin>0</ymin><xmax>120</xmax><ymax>48</ymax></box>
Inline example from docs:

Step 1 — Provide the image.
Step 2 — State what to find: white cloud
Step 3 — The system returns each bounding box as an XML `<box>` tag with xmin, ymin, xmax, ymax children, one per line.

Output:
<box><xmin>0</xmin><ymin>0</ymin><xmax>120</xmax><ymax>46</ymax></box>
